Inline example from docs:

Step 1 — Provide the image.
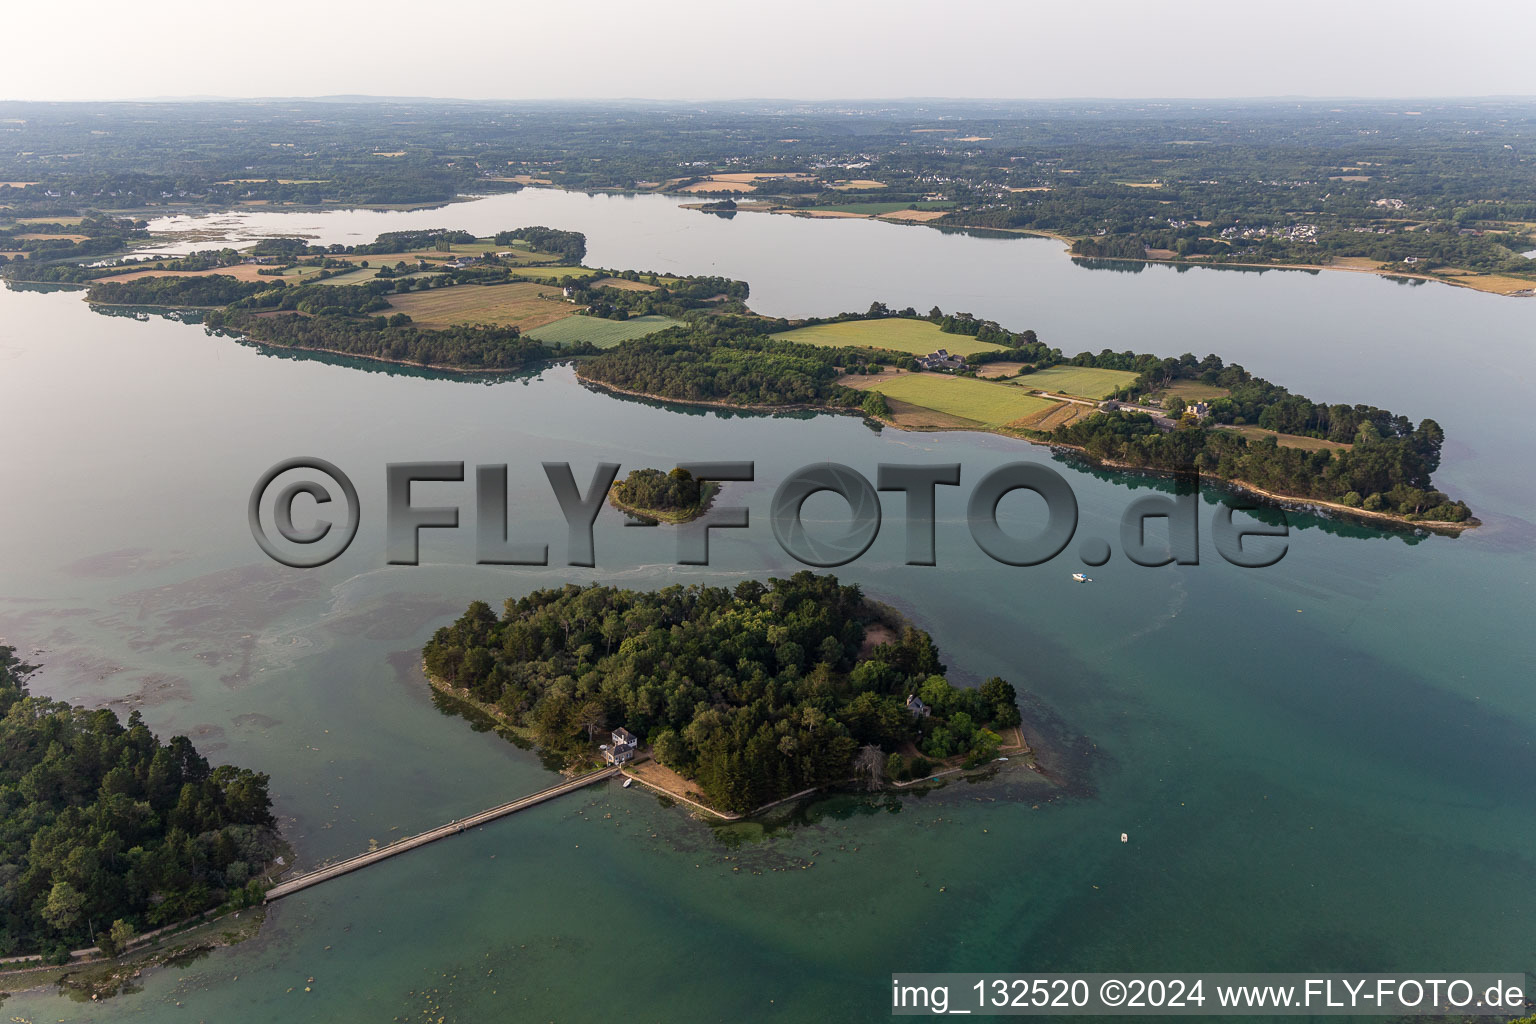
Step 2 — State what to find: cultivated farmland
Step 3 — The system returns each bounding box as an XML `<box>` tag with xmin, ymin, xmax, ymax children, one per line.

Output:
<box><xmin>1157</xmin><ymin>381</ymin><xmax>1232</xmax><ymax>403</ymax></box>
<box><xmin>1020</xmin><ymin>365</ymin><xmax>1139</xmax><ymax>400</ymax></box>
<box><xmin>526</xmin><ymin>314</ymin><xmax>683</xmax><ymax>349</ymax></box>
<box><xmin>771</xmin><ymin>318</ymin><xmax>1002</xmax><ymax>357</ymax></box>
<box><xmin>877</xmin><ymin>209</ymin><xmax>950</xmax><ymax>222</ymax></box>
<box><xmin>511</xmin><ymin>265</ymin><xmax>602</xmax><ymax>280</ymax></box>
<box><xmin>590</xmin><ymin>277</ymin><xmax>659</xmax><ymax>292</ymax></box>
<box><xmin>858</xmin><ymin>373</ymin><xmax>1058</xmax><ymax>428</ymax></box>
<box><xmin>1012</xmin><ymin>401</ymin><xmax>1095</xmax><ymax>431</ymax></box>
<box><xmin>324</xmin><ymin>267</ymin><xmax>444</xmax><ymax>287</ymax></box>
<box><xmin>94</xmin><ymin>264</ymin><xmax>296</xmax><ymax>284</ymax></box>
<box><xmin>384</xmin><ymin>282</ymin><xmax>578</xmax><ymax>331</ymax></box>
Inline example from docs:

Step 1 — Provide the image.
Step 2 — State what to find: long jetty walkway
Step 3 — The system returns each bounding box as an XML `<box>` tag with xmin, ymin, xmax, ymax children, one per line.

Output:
<box><xmin>264</xmin><ymin>767</ymin><xmax>620</xmax><ymax>901</ymax></box>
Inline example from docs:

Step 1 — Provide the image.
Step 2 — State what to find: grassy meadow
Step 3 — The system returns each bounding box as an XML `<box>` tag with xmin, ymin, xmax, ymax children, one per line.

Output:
<box><xmin>384</xmin><ymin>282</ymin><xmax>578</xmax><ymax>331</ymax></box>
<box><xmin>861</xmin><ymin>373</ymin><xmax>1058</xmax><ymax>428</ymax></box>
<box><xmin>590</xmin><ymin>277</ymin><xmax>659</xmax><ymax>292</ymax></box>
<box><xmin>771</xmin><ymin>318</ymin><xmax>1001</xmax><ymax>357</ymax></box>
<box><xmin>1159</xmin><ymin>380</ymin><xmax>1232</xmax><ymax>403</ymax></box>
<box><xmin>511</xmin><ymin>265</ymin><xmax>602</xmax><ymax>280</ymax></box>
<box><xmin>1020</xmin><ymin>365</ymin><xmax>1139</xmax><ymax>399</ymax></box>
<box><xmin>527</xmin><ymin>314</ymin><xmax>683</xmax><ymax>348</ymax></box>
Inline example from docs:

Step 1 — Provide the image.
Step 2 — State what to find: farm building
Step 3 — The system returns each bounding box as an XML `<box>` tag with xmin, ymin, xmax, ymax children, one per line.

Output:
<box><xmin>917</xmin><ymin>348</ymin><xmax>966</xmax><ymax>371</ymax></box>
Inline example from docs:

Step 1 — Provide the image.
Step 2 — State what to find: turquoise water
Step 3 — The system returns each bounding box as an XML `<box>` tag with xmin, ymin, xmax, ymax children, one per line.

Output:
<box><xmin>0</xmin><ymin>193</ymin><xmax>1532</xmax><ymax>1021</ymax></box>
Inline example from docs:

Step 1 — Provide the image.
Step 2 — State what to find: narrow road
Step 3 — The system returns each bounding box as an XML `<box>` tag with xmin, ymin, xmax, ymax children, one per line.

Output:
<box><xmin>264</xmin><ymin>767</ymin><xmax>620</xmax><ymax>901</ymax></box>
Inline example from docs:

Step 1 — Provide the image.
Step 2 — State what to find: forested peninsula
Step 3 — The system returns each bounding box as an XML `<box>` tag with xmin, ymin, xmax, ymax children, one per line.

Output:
<box><xmin>423</xmin><ymin>574</ymin><xmax>1023</xmax><ymax>815</ymax></box>
<box><xmin>577</xmin><ymin>308</ymin><xmax>1473</xmax><ymax>527</ymax></box>
<box><xmin>0</xmin><ymin>647</ymin><xmax>281</xmax><ymax>962</ymax></box>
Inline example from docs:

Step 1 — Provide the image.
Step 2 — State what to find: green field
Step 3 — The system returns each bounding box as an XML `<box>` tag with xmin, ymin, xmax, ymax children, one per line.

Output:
<box><xmin>771</xmin><ymin>318</ymin><xmax>1002</xmax><ymax>357</ymax></box>
<box><xmin>866</xmin><ymin>373</ymin><xmax>1058</xmax><ymax>427</ymax></box>
<box><xmin>1159</xmin><ymin>380</ymin><xmax>1232</xmax><ymax>402</ymax></box>
<box><xmin>527</xmin><ymin>314</ymin><xmax>683</xmax><ymax>349</ymax></box>
<box><xmin>809</xmin><ymin>201</ymin><xmax>955</xmax><ymax>215</ymax></box>
<box><xmin>1020</xmin><ymin>365</ymin><xmax>1139</xmax><ymax>399</ymax></box>
<box><xmin>271</xmin><ymin>265</ymin><xmax>329</xmax><ymax>282</ymax></box>
<box><xmin>325</xmin><ymin>267</ymin><xmax>444</xmax><ymax>286</ymax></box>
<box><xmin>384</xmin><ymin>281</ymin><xmax>576</xmax><ymax>330</ymax></box>
<box><xmin>511</xmin><ymin>265</ymin><xmax>602</xmax><ymax>280</ymax></box>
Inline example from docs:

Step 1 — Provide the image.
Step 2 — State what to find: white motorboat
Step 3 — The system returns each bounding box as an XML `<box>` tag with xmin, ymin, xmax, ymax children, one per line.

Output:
<box><xmin>1072</xmin><ymin>573</ymin><xmax>1093</xmax><ymax>583</ymax></box>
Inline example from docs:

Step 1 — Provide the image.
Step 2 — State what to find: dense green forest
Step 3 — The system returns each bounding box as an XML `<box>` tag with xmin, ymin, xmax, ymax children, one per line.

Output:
<box><xmin>0</xmin><ymin>646</ymin><xmax>279</xmax><ymax>961</ymax></box>
<box><xmin>1045</xmin><ymin>350</ymin><xmax>1470</xmax><ymax>521</ymax></box>
<box><xmin>580</xmin><ymin>320</ymin><xmax>865</xmax><ymax>406</ymax></box>
<box><xmin>1048</xmin><ymin>410</ymin><xmax>1465</xmax><ymax>521</ymax></box>
<box><xmin>611</xmin><ymin>467</ymin><xmax>710</xmax><ymax>517</ymax></box>
<box><xmin>491</xmin><ymin>226</ymin><xmax>586</xmax><ymax>263</ymax></box>
<box><xmin>205</xmin><ymin>307</ymin><xmax>562</xmax><ymax>370</ymax></box>
<box><xmin>422</xmin><ymin>574</ymin><xmax>1021</xmax><ymax>813</ymax></box>
<box><xmin>87</xmin><ymin>275</ymin><xmax>275</xmax><ymax>307</ymax></box>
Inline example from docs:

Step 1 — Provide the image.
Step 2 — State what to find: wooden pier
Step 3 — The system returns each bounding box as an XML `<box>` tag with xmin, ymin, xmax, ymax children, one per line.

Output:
<box><xmin>264</xmin><ymin>767</ymin><xmax>620</xmax><ymax>901</ymax></box>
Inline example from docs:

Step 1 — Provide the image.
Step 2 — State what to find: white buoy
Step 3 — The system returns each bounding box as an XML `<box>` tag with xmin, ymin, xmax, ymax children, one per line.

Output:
<box><xmin>1120</xmin><ymin>833</ymin><xmax>1129</xmax><ymax>843</ymax></box>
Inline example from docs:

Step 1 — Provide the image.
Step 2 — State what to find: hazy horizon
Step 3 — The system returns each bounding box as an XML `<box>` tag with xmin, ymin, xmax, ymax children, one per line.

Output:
<box><xmin>4</xmin><ymin>0</ymin><xmax>1534</xmax><ymax>104</ymax></box>
<box><xmin>9</xmin><ymin>94</ymin><xmax>1536</xmax><ymax>106</ymax></box>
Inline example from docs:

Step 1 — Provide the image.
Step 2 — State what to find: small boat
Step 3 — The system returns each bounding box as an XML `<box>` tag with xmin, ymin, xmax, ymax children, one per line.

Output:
<box><xmin>1072</xmin><ymin>573</ymin><xmax>1093</xmax><ymax>583</ymax></box>
<box><xmin>622</xmin><ymin>777</ymin><xmax>633</xmax><ymax>788</ymax></box>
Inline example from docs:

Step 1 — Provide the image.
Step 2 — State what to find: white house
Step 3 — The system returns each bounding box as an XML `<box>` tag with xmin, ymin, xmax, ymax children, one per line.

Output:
<box><xmin>603</xmin><ymin>726</ymin><xmax>639</xmax><ymax>765</ymax></box>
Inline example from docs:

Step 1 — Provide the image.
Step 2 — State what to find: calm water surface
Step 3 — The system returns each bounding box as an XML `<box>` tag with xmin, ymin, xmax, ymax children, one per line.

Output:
<box><xmin>0</xmin><ymin>191</ymin><xmax>1532</xmax><ymax>1022</ymax></box>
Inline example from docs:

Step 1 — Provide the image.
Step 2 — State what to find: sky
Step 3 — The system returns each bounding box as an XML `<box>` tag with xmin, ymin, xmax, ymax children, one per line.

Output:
<box><xmin>3</xmin><ymin>0</ymin><xmax>1534</xmax><ymax>103</ymax></box>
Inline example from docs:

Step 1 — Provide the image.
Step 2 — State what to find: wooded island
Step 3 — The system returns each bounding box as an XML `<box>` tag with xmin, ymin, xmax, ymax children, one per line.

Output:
<box><xmin>422</xmin><ymin>574</ymin><xmax>1022</xmax><ymax>815</ymax></box>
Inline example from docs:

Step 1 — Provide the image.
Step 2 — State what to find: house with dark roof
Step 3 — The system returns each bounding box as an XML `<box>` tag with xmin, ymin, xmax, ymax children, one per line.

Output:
<box><xmin>602</xmin><ymin>726</ymin><xmax>639</xmax><ymax>765</ymax></box>
<box><xmin>917</xmin><ymin>348</ymin><xmax>966</xmax><ymax>372</ymax></box>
